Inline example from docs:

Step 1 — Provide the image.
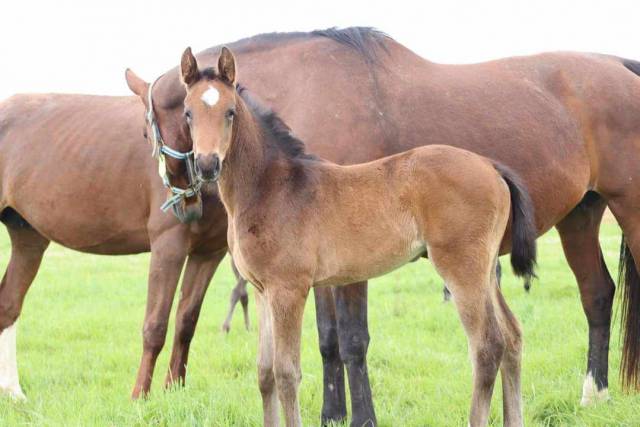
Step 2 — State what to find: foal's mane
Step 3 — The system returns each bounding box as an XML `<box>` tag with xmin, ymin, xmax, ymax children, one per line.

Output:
<box><xmin>200</xmin><ymin>67</ymin><xmax>315</xmax><ymax>161</ymax></box>
<box><xmin>234</xmin><ymin>84</ymin><xmax>314</xmax><ymax>160</ymax></box>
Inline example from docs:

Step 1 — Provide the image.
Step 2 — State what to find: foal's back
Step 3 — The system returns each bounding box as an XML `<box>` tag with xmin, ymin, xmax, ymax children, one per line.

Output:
<box><xmin>303</xmin><ymin>145</ymin><xmax>509</xmax><ymax>286</ymax></box>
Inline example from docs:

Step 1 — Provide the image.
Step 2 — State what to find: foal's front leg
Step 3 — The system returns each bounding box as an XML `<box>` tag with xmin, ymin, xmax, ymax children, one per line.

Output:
<box><xmin>267</xmin><ymin>283</ymin><xmax>310</xmax><ymax>427</ymax></box>
<box><xmin>256</xmin><ymin>291</ymin><xmax>279</xmax><ymax>427</ymax></box>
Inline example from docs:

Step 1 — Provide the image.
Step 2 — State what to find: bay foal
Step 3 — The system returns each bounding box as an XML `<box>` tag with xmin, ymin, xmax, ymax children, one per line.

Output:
<box><xmin>181</xmin><ymin>47</ymin><xmax>536</xmax><ymax>427</ymax></box>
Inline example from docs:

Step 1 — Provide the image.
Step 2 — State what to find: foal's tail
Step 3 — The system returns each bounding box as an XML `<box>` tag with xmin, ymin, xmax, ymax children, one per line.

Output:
<box><xmin>492</xmin><ymin>162</ymin><xmax>537</xmax><ymax>281</ymax></box>
<box><xmin>618</xmin><ymin>236</ymin><xmax>640</xmax><ymax>391</ymax></box>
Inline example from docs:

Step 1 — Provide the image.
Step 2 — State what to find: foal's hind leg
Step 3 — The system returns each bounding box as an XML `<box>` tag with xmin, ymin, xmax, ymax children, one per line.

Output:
<box><xmin>432</xmin><ymin>249</ymin><xmax>506</xmax><ymax>427</ymax></box>
<box><xmin>0</xmin><ymin>224</ymin><xmax>49</xmax><ymax>399</ymax></box>
<box><xmin>492</xmin><ymin>268</ymin><xmax>523</xmax><ymax>427</ymax></box>
<box><xmin>556</xmin><ymin>194</ymin><xmax>613</xmax><ymax>405</ymax></box>
<box><xmin>222</xmin><ymin>259</ymin><xmax>250</xmax><ymax>333</ymax></box>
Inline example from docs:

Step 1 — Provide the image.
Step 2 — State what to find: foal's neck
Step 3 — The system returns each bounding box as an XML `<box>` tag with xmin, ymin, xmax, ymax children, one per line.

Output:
<box><xmin>217</xmin><ymin>99</ymin><xmax>296</xmax><ymax>216</ymax></box>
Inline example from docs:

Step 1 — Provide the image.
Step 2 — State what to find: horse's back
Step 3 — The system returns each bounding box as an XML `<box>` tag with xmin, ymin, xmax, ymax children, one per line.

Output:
<box><xmin>0</xmin><ymin>93</ymin><xmax>154</xmax><ymax>253</ymax></box>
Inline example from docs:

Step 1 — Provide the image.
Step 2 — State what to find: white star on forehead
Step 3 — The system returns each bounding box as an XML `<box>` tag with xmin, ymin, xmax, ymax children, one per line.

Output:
<box><xmin>201</xmin><ymin>86</ymin><xmax>220</xmax><ymax>106</ymax></box>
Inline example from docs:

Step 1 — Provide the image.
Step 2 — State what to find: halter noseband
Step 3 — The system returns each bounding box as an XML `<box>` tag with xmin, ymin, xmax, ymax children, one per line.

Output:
<box><xmin>146</xmin><ymin>77</ymin><xmax>201</xmax><ymax>213</ymax></box>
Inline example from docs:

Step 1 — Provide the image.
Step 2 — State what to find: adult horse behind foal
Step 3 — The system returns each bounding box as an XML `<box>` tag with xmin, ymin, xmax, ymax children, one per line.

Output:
<box><xmin>139</xmin><ymin>27</ymin><xmax>640</xmax><ymax>422</ymax></box>
<box><xmin>0</xmin><ymin>93</ymin><xmax>228</xmax><ymax>400</ymax></box>
<box><xmin>180</xmin><ymin>47</ymin><xmax>537</xmax><ymax>426</ymax></box>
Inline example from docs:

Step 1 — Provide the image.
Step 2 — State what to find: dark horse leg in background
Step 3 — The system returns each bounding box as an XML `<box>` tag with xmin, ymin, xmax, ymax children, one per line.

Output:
<box><xmin>0</xmin><ymin>211</ymin><xmax>49</xmax><ymax>399</ymax></box>
<box><xmin>556</xmin><ymin>192</ymin><xmax>614</xmax><ymax>405</ymax></box>
<box><xmin>316</xmin><ymin>283</ymin><xmax>376</xmax><ymax>427</ymax></box>
<box><xmin>222</xmin><ymin>259</ymin><xmax>250</xmax><ymax>333</ymax></box>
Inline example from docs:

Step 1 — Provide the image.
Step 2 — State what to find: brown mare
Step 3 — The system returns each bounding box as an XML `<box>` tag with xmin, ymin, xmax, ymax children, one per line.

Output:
<box><xmin>180</xmin><ymin>46</ymin><xmax>537</xmax><ymax>427</ymax></box>
<box><xmin>132</xmin><ymin>28</ymin><xmax>640</xmax><ymax>424</ymax></box>
<box><xmin>0</xmin><ymin>92</ymin><xmax>229</xmax><ymax>400</ymax></box>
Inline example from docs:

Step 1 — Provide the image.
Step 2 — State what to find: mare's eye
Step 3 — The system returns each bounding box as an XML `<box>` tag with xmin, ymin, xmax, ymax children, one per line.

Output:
<box><xmin>226</xmin><ymin>109</ymin><xmax>236</xmax><ymax>120</ymax></box>
<box><xmin>184</xmin><ymin>110</ymin><xmax>193</xmax><ymax>124</ymax></box>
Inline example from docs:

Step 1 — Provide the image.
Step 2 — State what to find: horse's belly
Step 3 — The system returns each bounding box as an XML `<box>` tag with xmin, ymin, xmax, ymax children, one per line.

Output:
<box><xmin>314</xmin><ymin>218</ymin><xmax>425</xmax><ymax>287</ymax></box>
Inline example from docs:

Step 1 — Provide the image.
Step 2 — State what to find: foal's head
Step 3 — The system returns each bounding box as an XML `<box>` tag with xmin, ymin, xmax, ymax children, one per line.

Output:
<box><xmin>180</xmin><ymin>47</ymin><xmax>238</xmax><ymax>183</ymax></box>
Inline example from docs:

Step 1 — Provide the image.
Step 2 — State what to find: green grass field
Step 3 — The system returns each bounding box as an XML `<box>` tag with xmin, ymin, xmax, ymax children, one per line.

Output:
<box><xmin>0</xmin><ymin>221</ymin><xmax>639</xmax><ymax>426</ymax></box>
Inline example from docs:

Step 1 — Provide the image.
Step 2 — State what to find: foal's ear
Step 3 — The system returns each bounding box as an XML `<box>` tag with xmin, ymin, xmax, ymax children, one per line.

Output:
<box><xmin>180</xmin><ymin>47</ymin><xmax>200</xmax><ymax>87</ymax></box>
<box><xmin>218</xmin><ymin>47</ymin><xmax>236</xmax><ymax>85</ymax></box>
<box><xmin>124</xmin><ymin>68</ymin><xmax>149</xmax><ymax>99</ymax></box>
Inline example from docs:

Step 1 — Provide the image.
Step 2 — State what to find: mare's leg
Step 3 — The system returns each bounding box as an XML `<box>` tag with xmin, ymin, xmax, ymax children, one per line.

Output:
<box><xmin>334</xmin><ymin>282</ymin><xmax>376</xmax><ymax>427</ymax></box>
<box><xmin>269</xmin><ymin>283</ymin><xmax>310</xmax><ymax>427</ymax></box>
<box><xmin>0</xmin><ymin>224</ymin><xmax>49</xmax><ymax>399</ymax></box>
<box><xmin>315</xmin><ymin>286</ymin><xmax>347</xmax><ymax>425</ymax></box>
<box><xmin>222</xmin><ymin>259</ymin><xmax>250</xmax><ymax>333</ymax></box>
<box><xmin>165</xmin><ymin>249</ymin><xmax>226</xmax><ymax>388</ymax></box>
<box><xmin>256</xmin><ymin>290</ymin><xmax>279</xmax><ymax>427</ymax></box>
<box><xmin>131</xmin><ymin>229</ymin><xmax>187</xmax><ymax>399</ymax></box>
<box><xmin>555</xmin><ymin>193</ymin><xmax>613</xmax><ymax>405</ymax></box>
<box><xmin>606</xmin><ymin>195</ymin><xmax>640</xmax><ymax>391</ymax></box>
<box><xmin>432</xmin><ymin>247</ymin><xmax>505</xmax><ymax>427</ymax></box>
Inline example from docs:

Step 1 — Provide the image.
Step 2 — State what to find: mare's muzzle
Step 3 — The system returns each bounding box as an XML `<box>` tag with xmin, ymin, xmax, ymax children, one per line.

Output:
<box><xmin>195</xmin><ymin>153</ymin><xmax>222</xmax><ymax>182</ymax></box>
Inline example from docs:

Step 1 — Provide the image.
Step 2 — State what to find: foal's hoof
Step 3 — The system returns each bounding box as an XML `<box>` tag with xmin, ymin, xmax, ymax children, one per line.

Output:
<box><xmin>580</xmin><ymin>374</ymin><xmax>610</xmax><ymax>406</ymax></box>
<box><xmin>221</xmin><ymin>323</ymin><xmax>231</xmax><ymax>334</ymax></box>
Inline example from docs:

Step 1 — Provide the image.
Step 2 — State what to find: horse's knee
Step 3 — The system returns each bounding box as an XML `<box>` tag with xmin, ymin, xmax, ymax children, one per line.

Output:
<box><xmin>258</xmin><ymin>363</ymin><xmax>275</xmax><ymax>395</ymax></box>
<box><xmin>318</xmin><ymin>327</ymin><xmax>340</xmax><ymax>361</ymax></box>
<box><xmin>175</xmin><ymin>310</ymin><xmax>198</xmax><ymax>345</ymax></box>
<box><xmin>273</xmin><ymin>362</ymin><xmax>301</xmax><ymax>397</ymax></box>
<box><xmin>142</xmin><ymin>320</ymin><xmax>168</xmax><ymax>355</ymax></box>
<box><xmin>338</xmin><ymin>329</ymin><xmax>370</xmax><ymax>364</ymax></box>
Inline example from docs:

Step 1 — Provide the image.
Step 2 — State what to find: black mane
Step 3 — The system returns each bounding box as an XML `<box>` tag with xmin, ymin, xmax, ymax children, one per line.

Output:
<box><xmin>236</xmin><ymin>84</ymin><xmax>315</xmax><ymax>160</ymax></box>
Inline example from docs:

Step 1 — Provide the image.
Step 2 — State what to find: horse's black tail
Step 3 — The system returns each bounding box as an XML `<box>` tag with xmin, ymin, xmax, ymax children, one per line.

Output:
<box><xmin>492</xmin><ymin>162</ymin><xmax>537</xmax><ymax>282</ymax></box>
<box><xmin>618</xmin><ymin>236</ymin><xmax>640</xmax><ymax>391</ymax></box>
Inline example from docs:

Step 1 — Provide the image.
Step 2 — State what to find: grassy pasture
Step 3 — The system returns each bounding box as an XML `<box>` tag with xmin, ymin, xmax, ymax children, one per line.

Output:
<box><xmin>0</xmin><ymin>221</ymin><xmax>639</xmax><ymax>426</ymax></box>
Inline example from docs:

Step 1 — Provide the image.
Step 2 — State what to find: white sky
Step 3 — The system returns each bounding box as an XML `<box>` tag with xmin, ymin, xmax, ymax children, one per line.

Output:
<box><xmin>0</xmin><ymin>0</ymin><xmax>639</xmax><ymax>100</ymax></box>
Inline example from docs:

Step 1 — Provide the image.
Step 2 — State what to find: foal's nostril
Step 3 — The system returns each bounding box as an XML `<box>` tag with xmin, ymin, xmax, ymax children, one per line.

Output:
<box><xmin>196</xmin><ymin>154</ymin><xmax>221</xmax><ymax>181</ymax></box>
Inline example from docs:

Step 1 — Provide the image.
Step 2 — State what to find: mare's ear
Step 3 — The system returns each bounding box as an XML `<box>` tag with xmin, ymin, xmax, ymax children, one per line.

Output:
<box><xmin>218</xmin><ymin>47</ymin><xmax>237</xmax><ymax>85</ymax></box>
<box><xmin>124</xmin><ymin>68</ymin><xmax>149</xmax><ymax>100</ymax></box>
<box><xmin>181</xmin><ymin>47</ymin><xmax>200</xmax><ymax>87</ymax></box>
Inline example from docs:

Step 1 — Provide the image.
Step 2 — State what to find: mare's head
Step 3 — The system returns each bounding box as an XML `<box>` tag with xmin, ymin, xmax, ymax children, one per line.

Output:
<box><xmin>124</xmin><ymin>65</ymin><xmax>203</xmax><ymax>222</ymax></box>
<box><xmin>180</xmin><ymin>47</ymin><xmax>238</xmax><ymax>182</ymax></box>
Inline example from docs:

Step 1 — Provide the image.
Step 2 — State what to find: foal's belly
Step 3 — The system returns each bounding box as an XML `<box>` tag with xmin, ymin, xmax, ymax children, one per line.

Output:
<box><xmin>313</xmin><ymin>214</ymin><xmax>425</xmax><ymax>287</ymax></box>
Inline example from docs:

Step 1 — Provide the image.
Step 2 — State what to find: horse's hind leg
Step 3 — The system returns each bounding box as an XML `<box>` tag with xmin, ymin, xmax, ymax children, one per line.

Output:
<box><xmin>432</xmin><ymin>249</ymin><xmax>505</xmax><ymax>427</ymax></box>
<box><xmin>555</xmin><ymin>194</ymin><xmax>613</xmax><ymax>405</ymax></box>
<box><xmin>0</xmin><ymin>220</ymin><xmax>49</xmax><ymax>399</ymax></box>
<box><xmin>493</xmin><ymin>273</ymin><xmax>523</xmax><ymax>427</ymax></box>
<box><xmin>222</xmin><ymin>259</ymin><xmax>250</xmax><ymax>333</ymax></box>
<box><xmin>606</xmin><ymin>195</ymin><xmax>640</xmax><ymax>391</ymax></box>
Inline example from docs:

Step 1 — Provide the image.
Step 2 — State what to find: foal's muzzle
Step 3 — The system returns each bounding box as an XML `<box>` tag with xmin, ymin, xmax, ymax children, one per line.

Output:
<box><xmin>195</xmin><ymin>153</ymin><xmax>221</xmax><ymax>182</ymax></box>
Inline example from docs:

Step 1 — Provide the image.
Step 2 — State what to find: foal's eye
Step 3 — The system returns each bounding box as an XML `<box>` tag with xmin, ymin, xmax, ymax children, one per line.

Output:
<box><xmin>184</xmin><ymin>110</ymin><xmax>193</xmax><ymax>124</ymax></box>
<box><xmin>143</xmin><ymin>130</ymin><xmax>148</xmax><ymax>139</ymax></box>
<box><xmin>226</xmin><ymin>109</ymin><xmax>236</xmax><ymax>120</ymax></box>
